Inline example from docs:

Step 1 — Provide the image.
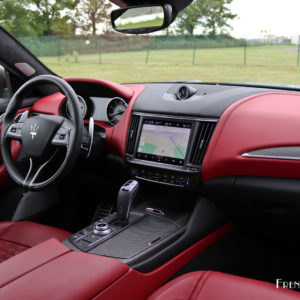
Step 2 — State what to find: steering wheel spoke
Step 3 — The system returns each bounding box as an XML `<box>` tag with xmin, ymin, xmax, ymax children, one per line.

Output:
<box><xmin>23</xmin><ymin>152</ymin><xmax>57</xmax><ymax>188</ymax></box>
<box><xmin>6</xmin><ymin>123</ymin><xmax>23</xmax><ymax>141</ymax></box>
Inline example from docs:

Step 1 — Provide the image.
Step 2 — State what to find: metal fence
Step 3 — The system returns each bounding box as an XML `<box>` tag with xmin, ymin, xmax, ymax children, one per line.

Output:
<box><xmin>18</xmin><ymin>34</ymin><xmax>300</xmax><ymax>67</ymax></box>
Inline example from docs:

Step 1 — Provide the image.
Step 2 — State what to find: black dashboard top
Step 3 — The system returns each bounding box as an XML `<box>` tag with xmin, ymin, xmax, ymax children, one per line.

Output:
<box><xmin>133</xmin><ymin>83</ymin><xmax>276</xmax><ymax>118</ymax></box>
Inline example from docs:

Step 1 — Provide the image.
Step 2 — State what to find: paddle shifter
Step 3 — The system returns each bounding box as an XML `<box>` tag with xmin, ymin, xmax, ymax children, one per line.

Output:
<box><xmin>117</xmin><ymin>180</ymin><xmax>140</xmax><ymax>226</ymax></box>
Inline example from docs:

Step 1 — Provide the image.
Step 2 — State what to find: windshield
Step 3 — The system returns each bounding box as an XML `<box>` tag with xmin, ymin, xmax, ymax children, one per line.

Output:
<box><xmin>1</xmin><ymin>0</ymin><xmax>300</xmax><ymax>85</ymax></box>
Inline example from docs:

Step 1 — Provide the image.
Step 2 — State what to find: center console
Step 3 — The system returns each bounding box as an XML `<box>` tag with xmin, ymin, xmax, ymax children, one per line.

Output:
<box><xmin>125</xmin><ymin>113</ymin><xmax>217</xmax><ymax>189</ymax></box>
<box><xmin>63</xmin><ymin>112</ymin><xmax>223</xmax><ymax>272</ymax></box>
<box><xmin>64</xmin><ymin>182</ymin><xmax>227</xmax><ymax>274</ymax></box>
<box><xmin>64</xmin><ymin>179</ymin><xmax>190</xmax><ymax>271</ymax></box>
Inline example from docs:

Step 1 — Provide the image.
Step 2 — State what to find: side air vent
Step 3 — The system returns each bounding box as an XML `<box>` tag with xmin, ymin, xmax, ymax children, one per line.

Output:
<box><xmin>126</xmin><ymin>115</ymin><xmax>140</xmax><ymax>154</ymax></box>
<box><xmin>190</xmin><ymin>121</ymin><xmax>217</xmax><ymax>165</ymax></box>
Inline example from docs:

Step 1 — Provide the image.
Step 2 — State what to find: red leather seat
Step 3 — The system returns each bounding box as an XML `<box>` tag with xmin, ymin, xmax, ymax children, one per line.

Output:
<box><xmin>149</xmin><ymin>271</ymin><xmax>300</xmax><ymax>300</ymax></box>
<box><xmin>0</xmin><ymin>221</ymin><xmax>70</xmax><ymax>263</ymax></box>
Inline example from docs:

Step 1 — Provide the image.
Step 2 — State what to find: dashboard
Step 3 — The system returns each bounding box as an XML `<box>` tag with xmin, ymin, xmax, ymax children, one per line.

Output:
<box><xmin>10</xmin><ymin>76</ymin><xmax>300</xmax><ymax>238</ymax></box>
<box><xmin>28</xmin><ymin>78</ymin><xmax>300</xmax><ymax>190</ymax></box>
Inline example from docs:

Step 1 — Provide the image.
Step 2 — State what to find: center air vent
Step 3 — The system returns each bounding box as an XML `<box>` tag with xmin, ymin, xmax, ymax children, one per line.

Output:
<box><xmin>190</xmin><ymin>121</ymin><xmax>217</xmax><ymax>165</ymax></box>
<box><xmin>126</xmin><ymin>115</ymin><xmax>140</xmax><ymax>154</ymax></box>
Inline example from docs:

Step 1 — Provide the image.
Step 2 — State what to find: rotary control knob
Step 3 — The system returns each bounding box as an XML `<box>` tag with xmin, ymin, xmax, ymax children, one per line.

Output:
<box><xmin>93</xmin><ymin>222</ymin><xmax>112</xmax><ymax>236</ymax></box>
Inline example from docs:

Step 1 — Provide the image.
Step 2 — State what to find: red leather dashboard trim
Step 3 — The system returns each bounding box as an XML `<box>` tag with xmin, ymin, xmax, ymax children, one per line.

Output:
<box><xmin>94</xmin><ymin>222</ymin><xmax>234</xmax><ymax>300</ymax></box>
<box><xmin>202</xmin><ymin>92</ymin><xmax>300</xmax><ymax>181</ymax></box>
<box><xmin>31</xmin><ymin>92</ymin><xmax>65</xmax><ymax>115</ymax></box>
<box><xmin>65</xmin><ymin>77</ymin><xmax>134</xmax><ymax>100</ymax></box>
<box><xmin>107</xmin><ymin>85</ymin><xmax>145</xmax><ymax>158</ymax></box>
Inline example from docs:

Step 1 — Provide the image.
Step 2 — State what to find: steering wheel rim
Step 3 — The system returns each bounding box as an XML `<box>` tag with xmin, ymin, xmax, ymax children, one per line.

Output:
<box><xmin>1</xmin><ymin>75</ymin><xmax>83</xmax><ymax>191</ymax></box>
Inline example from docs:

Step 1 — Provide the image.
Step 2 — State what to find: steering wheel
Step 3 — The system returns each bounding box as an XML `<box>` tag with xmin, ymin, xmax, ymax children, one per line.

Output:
<box><xmin>0</xmin><ymin>75</ymin><xmax>83</xmax><ymax>191</ymax></box>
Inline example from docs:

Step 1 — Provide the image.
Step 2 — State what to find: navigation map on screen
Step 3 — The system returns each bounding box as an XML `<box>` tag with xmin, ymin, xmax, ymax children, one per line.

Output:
<box><xmin>137</xmin><ymin>121</ymin><xmax>191</xmax><ymax>160</ymax></box>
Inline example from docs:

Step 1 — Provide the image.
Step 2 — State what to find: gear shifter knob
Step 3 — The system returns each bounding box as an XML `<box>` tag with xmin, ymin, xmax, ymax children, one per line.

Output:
<box><xmin>117</xmin><ymin>180</ymin><xmax>139</xmax><ymax>226</ymax></box>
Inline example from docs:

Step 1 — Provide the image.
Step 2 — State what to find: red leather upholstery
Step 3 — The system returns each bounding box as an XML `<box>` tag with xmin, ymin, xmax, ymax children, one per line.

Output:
<box><xmin>149</xmin><ymin>271</ymin><xmax>300</xmax><ymax>300</ymax></box>
<box><xmin>0</xmin><ymin>240</ymin><xmax>27</xmax><ymax>263</ymax></box>
<box><xmin>0</xmin><ymin>249</ymin><xmax>129</xmax><ymax>300</ymax></box>
<box><xmin>0</xmin><ymin>221</ymin><xmax>70</xmax><ymax>263</ymax></box>
<box><xmin>0</xmin><ymin>238</ymin><xmax>70</xmax><ymax>288</ymax></box>
<box><xmin>0</xmin><ymin>237</ymin><xmax>129</xmax><ymax>299</ymax></box>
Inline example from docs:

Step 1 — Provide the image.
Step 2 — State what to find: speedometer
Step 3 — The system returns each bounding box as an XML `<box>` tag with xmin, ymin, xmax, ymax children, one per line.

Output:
<box><xmin>106</xmin><ymin>97</ymin><xmax>127</xmax><ymax>126</ymax></box>
<box><xmin>67</xmin><ymin>95</ymin><xmax>87</xmax><ymax>119</ymax></box>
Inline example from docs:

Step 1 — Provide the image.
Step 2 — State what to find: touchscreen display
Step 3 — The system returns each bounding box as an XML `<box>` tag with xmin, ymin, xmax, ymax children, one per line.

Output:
<box><xmin>136</xmin><ymin>119</ymin><xmax>192</xmax><ymax>165</ymax></box>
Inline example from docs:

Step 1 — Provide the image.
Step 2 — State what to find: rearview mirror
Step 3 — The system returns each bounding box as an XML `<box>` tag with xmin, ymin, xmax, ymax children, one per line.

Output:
<box><xmin>111</xmin><ymin>4</ymin><xmax>174</xmax><ymax>34</ymax></box>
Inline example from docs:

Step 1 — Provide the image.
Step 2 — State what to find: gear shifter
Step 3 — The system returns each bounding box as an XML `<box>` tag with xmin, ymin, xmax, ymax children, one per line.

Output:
<box><xmin>117</xmin><ymin>180</ymin><xmax>139</xmax><ymax>226</ymax></box>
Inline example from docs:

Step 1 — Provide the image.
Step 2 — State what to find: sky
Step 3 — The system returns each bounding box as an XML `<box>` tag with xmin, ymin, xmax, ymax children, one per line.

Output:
<box><xmin>228</xmin><ymin>0</ymin><xmax>300</xmax><ymax>38</ymax></box>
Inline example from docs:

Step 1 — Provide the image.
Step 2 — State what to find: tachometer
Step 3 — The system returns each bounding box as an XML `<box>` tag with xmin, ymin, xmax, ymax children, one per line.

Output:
<box><xmin>67</xmin><ymin>95</ymin><xmax>87</xmax><ymax>119</ymax></box>
<box><xmin>106</xmin><ymin>97</ymin><xmax>127</xmax><ymax>126</ymax></box>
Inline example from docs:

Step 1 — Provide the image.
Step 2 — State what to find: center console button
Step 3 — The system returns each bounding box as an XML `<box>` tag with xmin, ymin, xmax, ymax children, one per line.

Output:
<box><xmin>70</xmin><ymin>233</ymin><xmax>82</xmax><ymax>241</ymax></box>
<box><xmin>76</xmin><ymin>239</ymin><xmax>89</xmax><ymax>248</ymax></box>
<box><xmin>81</xmin><ymin>233</ymin><xmax>101</xmax><ymax>243</ymax></box>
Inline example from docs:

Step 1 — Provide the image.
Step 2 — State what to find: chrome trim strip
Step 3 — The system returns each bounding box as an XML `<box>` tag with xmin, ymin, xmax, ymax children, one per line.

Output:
<box><xmin>129</xmin><ymin>158</ymin><xmax>198</xmax><ymax>173</ymax></box>
<box><xmin>23</xmin><ymin>157</ymin><xmax>33</xmax><ymax>187</ymax></box>
<box><xmin>87</xmin><ymin>117</ymin><xmax>94</xmax><ymax>158</ymax></box>
<box><xmin>19</xmin><ymin>110</ymin><xmax>29</xmax><ymax>122</ymax></box>
<box><xmin>29</xmin><ymin>151</ymin><xmax>58</xmax><ymax>187</ymax></box>
<box><xmin>24</xmin><ymin>151</ymin><xmax>58</xmax><ymax>188</ymax></box>
<box><xmin>242</xmin><ymin>152</ymin><xmax>300</xmax><ymax>161</ymax></box>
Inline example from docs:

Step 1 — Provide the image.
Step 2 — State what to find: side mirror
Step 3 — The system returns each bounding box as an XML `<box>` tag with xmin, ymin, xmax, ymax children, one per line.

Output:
<box><xmin>111</xmin><ymin>4</ymin><xmax>174</xmax><ymax>34</ymax></box>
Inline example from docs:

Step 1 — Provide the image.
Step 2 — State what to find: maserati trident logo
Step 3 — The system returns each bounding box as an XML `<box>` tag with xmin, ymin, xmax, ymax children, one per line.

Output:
<box><xmin>30</xmin><ymin>123</ymin><xmax>39</xmax><ymax>140</ymax></box>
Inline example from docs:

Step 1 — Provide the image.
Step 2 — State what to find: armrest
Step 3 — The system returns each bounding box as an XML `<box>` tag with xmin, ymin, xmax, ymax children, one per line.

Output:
<box><xmin>0</xmin><ymin>238</ymin><xmax>70</xmax><ymax>288</ymax></box>
<box><xmin>0</xmin><ymin>238</ymin><xmax>129</xmax><ymax>300</ymax></box>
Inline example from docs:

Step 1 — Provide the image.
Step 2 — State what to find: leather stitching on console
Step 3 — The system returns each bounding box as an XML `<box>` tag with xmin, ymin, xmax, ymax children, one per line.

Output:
<box><xmin>0</xmin><ymin>238</ymin><xmax>31</xmax><ymax>249</ymax></box>
<box><xmin>0</xmin><ymin>250</ymin><xmax>71</xmax><ymax>289</ymax></box>
<box><xmin>0</xmin><ymin>240</ymin><xmax>28</xmax><ymax>263</ymax></box>
<box><xmin>0</xmin><ymin>223</ymin><xmax>16</xmax><ymax>239</ymax></box>
<box><xmin>0</xmin><ymin>223</ymin><xmax>30</xmax><ymax>263</ymax></box>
